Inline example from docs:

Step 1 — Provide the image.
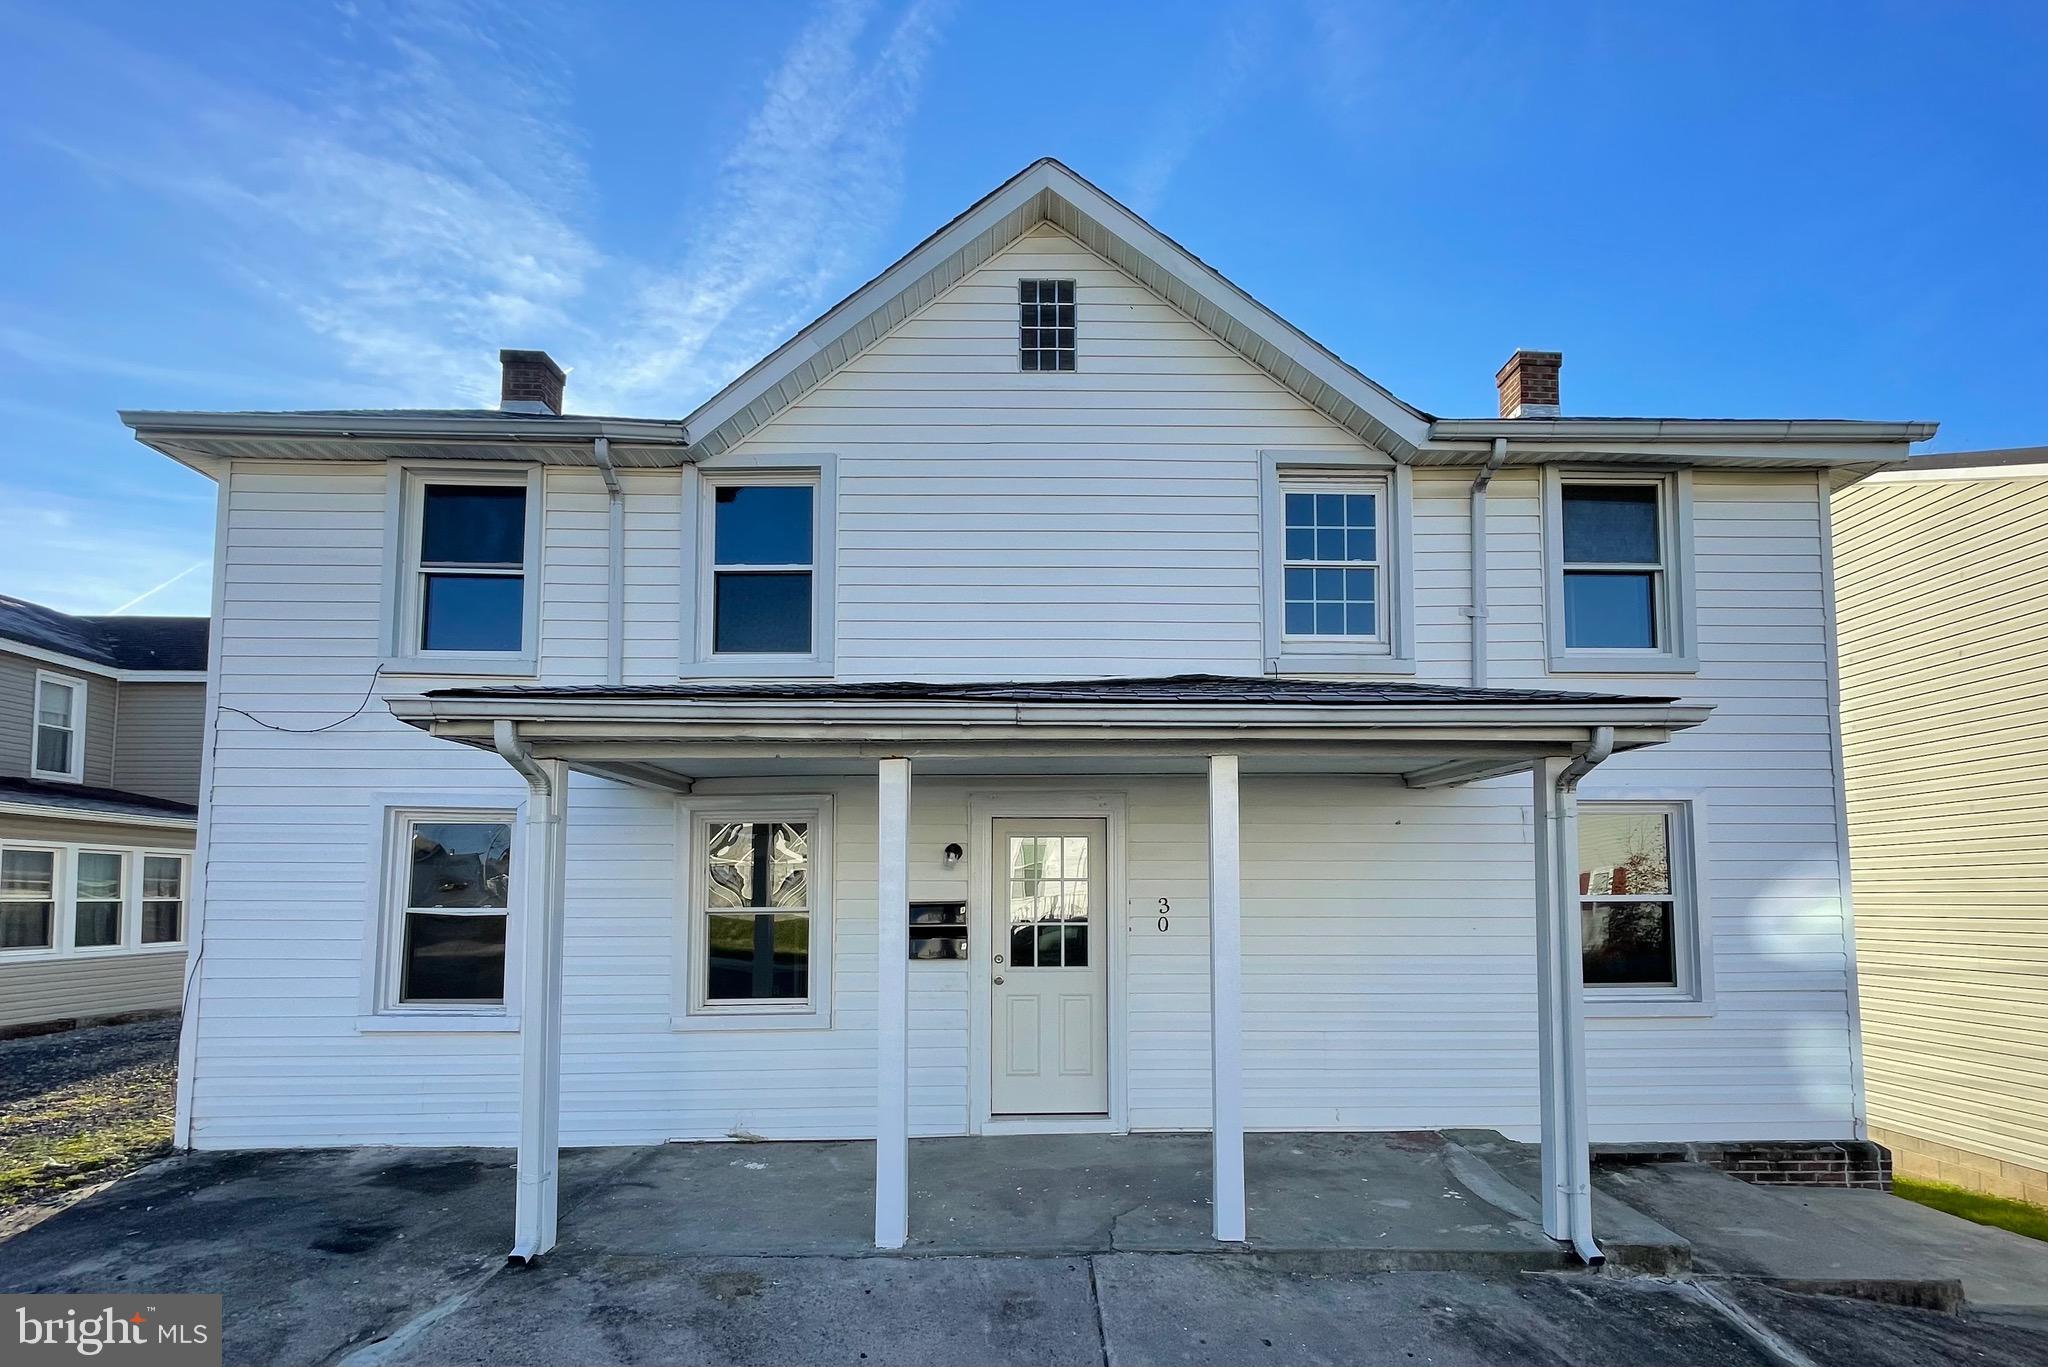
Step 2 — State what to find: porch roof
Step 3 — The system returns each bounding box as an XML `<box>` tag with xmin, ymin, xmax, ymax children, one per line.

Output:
<box><xmin>388</xmin><ymin>673</ymin><xmax>1711</xmax><ymax>790</ymax></box>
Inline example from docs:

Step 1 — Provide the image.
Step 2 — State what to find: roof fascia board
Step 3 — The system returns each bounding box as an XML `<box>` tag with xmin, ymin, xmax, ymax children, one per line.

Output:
<box><xmin>0</xmin><ymin>637</ymin><xmax>207</xmax><ymax>683</ymax></box>
<box><xmin>119</xmin><ymin>410</ymin><xmax>689</xmax><ymax>445</ymax></box>
<box><xmin>1427</xmin><ymin>418</ymin><xmax>1937</xmax><ymax>444</ymax></box>
<box><xmin>0</xmin><ymin>799</ymin><xmax>196</xmax><ymax>829</ymax></box>
<box><xmin>681</xmin><ymin>159</ymin><xmax>1436</xmax><ymax>460</ymax></box>
<box><xmin>389</xmin><ymin>695</ymin><xmax>1712</xmax><ymax>731</ymax></box>
<box><xmin>680</xmin><ymin>172</ymin><xmax>1052</xmax><ymax>448</ymax></box>
<box><xmin>1041</xmin><ymin>170</ymin><xmax>1434</xmax><ymax>455</ymax></box>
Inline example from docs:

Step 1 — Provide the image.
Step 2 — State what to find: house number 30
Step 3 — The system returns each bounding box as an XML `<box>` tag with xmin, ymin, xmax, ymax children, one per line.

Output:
<box><xmin>1157</xmin><ymin>897</ymin><xmax>1171</xmax><ymax>932</ymax></box>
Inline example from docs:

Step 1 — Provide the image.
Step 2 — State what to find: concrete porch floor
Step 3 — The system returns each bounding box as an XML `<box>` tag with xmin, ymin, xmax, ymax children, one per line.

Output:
<box><xmin>561</xmin><ymin>1130</ymin><xmax>1686</xmax><ymax>1272</ymax></box>
<box><xmin>6</xmin><ymin>1132</ymin><xmax>2048</xmax><ymax>1365</ymax></box>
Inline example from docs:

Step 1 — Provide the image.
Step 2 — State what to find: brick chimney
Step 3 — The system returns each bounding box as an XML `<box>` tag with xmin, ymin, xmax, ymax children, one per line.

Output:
<box><xmin>1495</xmin><ymin>350</ymin><xmax>1562</xmax><ymax>419</ymax></box>
<box><xmin>500</xmin><ymin>349</ymin><xmax>566</xmax><ymax>415</ymax></box>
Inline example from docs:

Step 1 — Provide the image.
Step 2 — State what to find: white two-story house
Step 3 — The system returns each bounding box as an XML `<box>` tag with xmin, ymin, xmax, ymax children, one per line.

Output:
<box><xmin>122</xmin><ymin>160</ymin><xmax>1933</xmax><ymax>1264</ymax></box>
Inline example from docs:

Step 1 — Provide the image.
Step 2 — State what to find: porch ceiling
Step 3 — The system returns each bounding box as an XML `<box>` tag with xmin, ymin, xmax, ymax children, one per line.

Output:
<box><xmin>386</xmin><ymin>673</ymin><xmax>1712</xmax><ymax>792</ymax></box>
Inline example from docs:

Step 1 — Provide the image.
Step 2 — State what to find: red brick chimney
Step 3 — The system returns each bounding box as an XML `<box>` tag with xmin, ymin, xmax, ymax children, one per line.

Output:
<box><xmin>1495</xmin><ymin>350</ymin><xmax>1562</xmax><ymax>419</ymax></box>
<box><xmin>500</xmin><ymin>349</ymin><xmax>566</xmax><ymax>415</ymax></box>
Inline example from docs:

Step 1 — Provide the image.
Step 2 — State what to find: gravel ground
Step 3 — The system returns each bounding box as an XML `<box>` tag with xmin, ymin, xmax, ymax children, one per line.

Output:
<box><xmin>0</xmin><ymin>1015</ymin><xmax>179</xmax><ymax>1209</ymax></box>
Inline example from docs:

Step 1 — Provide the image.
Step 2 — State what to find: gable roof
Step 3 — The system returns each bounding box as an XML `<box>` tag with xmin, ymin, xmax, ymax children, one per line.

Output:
<box><xmin>0</xmin><ymin>594</ymin><xmax>209</xmax><ymax>672</ymax></box>
<box><xmin>680</xmin><ymin>158</ymin><xmax>1437</xmax><ymax>461</ymax></box>
<box><xmin>125</xmin><ymin>157</ymin><xmax>1935</xmax><ymax>478</ymax></box>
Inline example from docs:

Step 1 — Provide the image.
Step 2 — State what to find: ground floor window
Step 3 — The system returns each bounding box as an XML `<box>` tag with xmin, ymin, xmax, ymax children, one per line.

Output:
<box><xmin>0</xmin><ymin>842</ymin><xmax>188</xmax><ymax>957</ymax></box>
<box><xmin>382</xmin><ymin>810</ymin><xmax>514</xmax><ymax>1009</ymax></box>
<box><xmin>1577</xmin><ymin>801</ymin><xmax>1700</xmax><ymax>997</ymax></box>
<box><xmin>683</xmin><ymin>798</ymin><xmax>832</xmax><ymax>1020</ymax></box>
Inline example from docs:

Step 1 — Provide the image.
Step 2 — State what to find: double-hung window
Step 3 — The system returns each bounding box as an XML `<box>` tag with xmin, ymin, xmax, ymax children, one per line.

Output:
<box><xmin>1578</xmin><ymin>801</ymin><xmax>1704</xmax><ymax>1003</ymax></box>
<box><xmin>386</xmin><ymin>812</ymin><xmax>514</xmax><ymax>1008</ymax></box>
<box><xmin>688</xmin><ymin>465</ymin><xmax>835</xmax><ymax>675</ymax></box>
<box><xmin>682</xmin><ymin>799</ymin><xmax>832</xmax><ymax>1024</ymax></box>
<box><xmin>32</xmin><ymin>673</ymin><xmax>84</xmax><ymax>781</ymax></box>
<box><xmin>712</xmin><ymin>484</ymin><xmax>814</xmax><ymax>655</ymax></box>
<box><xmin>1260</xmin><ymin>457</ymin><xmax>1411</xmax><ymax>672</ymax></box>
<box><xmin>72</xmin><ymin>851</ymin><xmax>124</xmax><ymax>949</ymax></box>
<box><xmin>392</xmin><ymin>467</ymin><xmax>540</xmax><ymax>670</ymax></box>
<box><xmin>1546</xmin><ymin>470</ymin><xmax>1694</xmax><ymax>671</ymax></box>
<box><xmin>1019</xmin><ymin>279</ymin><xmax>1076</xmax><ymax>371</ymax></box>
<box><xmin>142</xmin><ymin>855</ymin><xmax>186</xmax><ymax>944</ymax></box>
<box><xmin>0</xmin><ymin>849</ymin><xmax>56</xmax><ymax>951</ymax></box>
<box><xmin>1281</xmin><ymin>484</ymin><xmax>1382</xmax><ymax>641</ymax></box>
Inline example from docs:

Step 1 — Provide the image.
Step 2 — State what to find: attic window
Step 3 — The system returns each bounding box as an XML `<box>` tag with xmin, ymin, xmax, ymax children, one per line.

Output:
<box><xmin>1020</xmin><ymin>279</ymin><xmax>1075</xmax><ymax>371</ymax></box>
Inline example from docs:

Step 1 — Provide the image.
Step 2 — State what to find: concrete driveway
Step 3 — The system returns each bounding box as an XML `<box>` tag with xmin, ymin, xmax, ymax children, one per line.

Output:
<box><xmin>2</xmin><ymin>1145</ymin><xmax>2046</xmax><ymax>1366</ymax></box>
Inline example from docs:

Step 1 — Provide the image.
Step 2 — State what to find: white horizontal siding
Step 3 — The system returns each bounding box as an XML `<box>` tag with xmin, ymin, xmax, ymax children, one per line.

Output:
<box><xmin>184</xmin><ymin>225</ymin><xmax>1860</xmax><ymax>1151</ymax></box>
<box><xmin>1835</xmin><ymin>475</ymin><xmax>2048</xmax><ymax>1177</ymax></box>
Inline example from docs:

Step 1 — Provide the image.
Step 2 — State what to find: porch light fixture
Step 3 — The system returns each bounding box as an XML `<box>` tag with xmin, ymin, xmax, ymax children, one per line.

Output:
<box><xmin>942</xmin><ymin>842</ymin><xmax>963</xmax><ymax>867</ymax></box>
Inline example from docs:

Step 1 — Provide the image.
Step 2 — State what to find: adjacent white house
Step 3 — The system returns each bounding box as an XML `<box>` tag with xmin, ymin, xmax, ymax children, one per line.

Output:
<box><xmin>122</xmin><ymin>160</ymin><xmax>1933</xmax><ymax>1263</ymax></box>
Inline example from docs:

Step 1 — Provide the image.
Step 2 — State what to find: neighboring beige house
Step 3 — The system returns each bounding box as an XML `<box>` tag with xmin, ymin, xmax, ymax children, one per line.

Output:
<box><xmin>1836</xmin><ymin>447</ymin><xmax>2048</xmax><ymax>1206</ymax></box>
<box><xmin>0</xmin><ymin>594</ymin><xmax>207</xmax><ymax>1033</ymax></box>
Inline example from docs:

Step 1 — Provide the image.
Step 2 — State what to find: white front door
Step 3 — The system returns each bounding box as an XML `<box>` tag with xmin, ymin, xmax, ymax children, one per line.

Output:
<box><xmin>990</xmin><ymin>818</ymin><xmax>1109</xmax><ymax>1116</ymax></box>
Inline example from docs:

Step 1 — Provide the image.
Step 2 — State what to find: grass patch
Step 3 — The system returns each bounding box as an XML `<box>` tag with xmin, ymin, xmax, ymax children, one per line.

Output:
<box><xmin>1895</xmin><ymin>1176</ymin><xmax>2048</xmax><ymax>1243</ymax></box>
<box><xmin>0</xmin><ymin>1118</ymin><xmax>172</xmax><ymax>1204</ymax></box>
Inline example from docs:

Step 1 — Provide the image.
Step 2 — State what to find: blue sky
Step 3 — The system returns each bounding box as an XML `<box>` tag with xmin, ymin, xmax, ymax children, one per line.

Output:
<box><xmin>2</xmin><ymin>0</ymin><xmax>2043</xmax><ymax>616</ymax></box>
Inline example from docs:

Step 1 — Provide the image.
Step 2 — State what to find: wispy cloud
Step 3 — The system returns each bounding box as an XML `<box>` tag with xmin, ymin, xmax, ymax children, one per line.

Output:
<box><xmin>586</xmin><ymin>0</ymin><xmax>952</xmax><ymax>410</ymax></box>
<box><xmin>0</xmin><ymin>484</ymin><xmax>212</xmax><ymax>616</ymax></box>
<box><xmin>1125</xmin><ymin>9</ymin><xmax>1275</xmax><ymax>214</ymax></box>
<box><xmin>12</xmin><ymin>0</ymin><xmax>951</xmax><ymax>416</ymax></box>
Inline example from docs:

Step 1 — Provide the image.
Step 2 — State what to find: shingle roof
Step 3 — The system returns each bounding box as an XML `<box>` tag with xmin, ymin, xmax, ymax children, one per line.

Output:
<box><xmin>0</xmin><ymin>776</ymin><xmax>197</xmax><ymax>822</ymax></box>
<box><xmin>0</xmin><ymin>595</ymin><xmax>209</xmax><ymax>671</ymax></box>
<box><xmin>426</xmin><ymin>673</ymin><xmax>1679</xmax><ymax>708</ymax></box>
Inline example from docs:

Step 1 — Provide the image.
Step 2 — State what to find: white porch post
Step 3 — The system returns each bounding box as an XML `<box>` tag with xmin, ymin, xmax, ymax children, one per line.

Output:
<box><xmin>1532</xmin><ymin>756</ymin><xmax>1597</xmax><ymax>1257</ymax></box>
<box><xmin>511</xmin><ymin>756</ymin><xmax>570</xmax><ymax>1262</ymax></box>
<box><xmin>875</xmin><ymin>756</ymin><xmax>912</xmax><ymax>1249</ymax></box>
<box><xmin>1207</xmin><ymin>753</ymin><xmax>1247</xmax><ymax>1242</ymax></box>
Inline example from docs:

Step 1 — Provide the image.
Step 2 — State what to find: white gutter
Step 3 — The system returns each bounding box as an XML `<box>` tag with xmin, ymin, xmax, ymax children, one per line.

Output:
<box><xmin>1546</xmin><ymin>724</ymin><xmax>1614</xmax><ymax>1267</ymax></box>
<box><xmin>1468</xmin><ymin>438</ymin><xmax>1509</xmax><ymax>687</ymax></box>
<box><xmin>1428</xmin><ymin>418</ymin><xmax>1938</xmax><ymax>444</ymax></box>
<box><xmin>0</xmin><ymin>800</ymin><xmax>195</xmax><ymax>830</ymax></box>
<box><xmin>592</xmin><ymin>437</ymin><xmax>625</xmax><ymax>685</ymax></box>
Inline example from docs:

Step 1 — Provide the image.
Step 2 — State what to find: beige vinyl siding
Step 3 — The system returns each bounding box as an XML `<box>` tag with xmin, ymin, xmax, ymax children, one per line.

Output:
<box><xmin>1835</xmin><ymin>473</ymin><xmax>2048</xmax><ymax>1181</ymax></box>
<box><xmin>0</xmin><ymin>814</ymin><xmax>194</xmax><ymax>1030</ymax></box>
<box><xmin>0</xmin><ymin>648</ymin><xmax>114</xmax><ymax>784</ymax></box>
<box><xmin>0</xmin><ymin>952</ymin><xmax>185</xmax><ymax>1030</ymax></box>
<box><xmin>111</xmin><ymin>682</ymin><xmax>206</xmax><ymax>804</ymax></box>
<box><xmin>0</xmin><ymin>649</ymin><xmax>34</xmax><ymax>777</ymax></box>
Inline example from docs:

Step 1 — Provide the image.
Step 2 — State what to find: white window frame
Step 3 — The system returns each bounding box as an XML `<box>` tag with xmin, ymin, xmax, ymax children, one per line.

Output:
<box><xmin>382</xmin><ymin>464</ymin><xmax>544</xmax><ymax>677</ymax></box>
<box><xmin>674</xmin><ymin>794</ymin><xmax>834</xmax><ymax>1030</ymax></box>
<box><xmin>0</xmin><ymin>841</ymin><xmax>191</xmax><ymax>961</ymax></box>
<box><xmin>368</xmin><ymin>803</ymin><xmax>521</xmax><ymax>1024</ymax></box>
<box><xmin>69</xmin><ymin>847</ymin><xmax>129</xmax><ymax>955</ymax></box>
<box><xmin>1576</xmin><ymin>795</ymin><xmax>1715</xmax><ymax>1017</ymax></box>
<box><xmin>0</xmin><ymin>843</ymin><xmax>61</xmax><ymax>958</ymax></box>
<box><xmin>138</xmin><ymin>851</ymin><xmax>190</xmax><ymax>948</ymax></box>
<box><xmin>1259</xmin><ymin>452</ymin><xmax>1415</xmax><ymax>674</ymax></box>
<box><xmin>1543</xmin><ymin>468</ymin><xmax>1697</xmax><ymax>673</ymax></box>
<box><xmin>31</xmin><ymin>670</ymin><xmax>87</xmax><ymax>782</ymax></box>
<box><xmin>680</xmin><ymin>455</ymin><xmax>838</xmax><ymax>678</ymax></box>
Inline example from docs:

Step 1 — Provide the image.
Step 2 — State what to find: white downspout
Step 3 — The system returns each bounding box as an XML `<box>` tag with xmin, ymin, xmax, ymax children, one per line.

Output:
<box><xmin>593</xmin><ymin>436</ymin><xmax>624</xmax><ymax>685</ymax></box>
<box><xmin>1548</xmin><ymin>724</ymin><xmax>1614</xmax><ymax>1266</ymax></box>
<box><xmin>1468</xmin><ymin>437</ymin><xmax>1509</xmax><ymax>687</ymax></box>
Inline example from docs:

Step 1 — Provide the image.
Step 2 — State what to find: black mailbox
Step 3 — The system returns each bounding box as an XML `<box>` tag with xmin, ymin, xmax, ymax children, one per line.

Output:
<box><xmin>908</xmin><ymin>901</ymin><xmax>967</xmax><ymax>960</ymax></box>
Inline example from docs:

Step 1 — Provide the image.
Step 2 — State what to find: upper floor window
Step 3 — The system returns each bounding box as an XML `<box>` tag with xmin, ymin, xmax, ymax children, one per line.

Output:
<box><xmin>1544</xmin><ymin>469</ymin><xmax>1695</xmax><ymax>673</ymax></box>
<box><xmin>1282</xmin><ymin>484</ymin><xmax>1381</xmax><ymax>641</ymax></box>
<box><xmin>390</xmin><ymin>466</ymin><xmax>541</xmax><ymax>672</ymax></box>
<box><xmin>32</xmin><ymin>672</ymin><xmax>84</xmax><ymax>782</ymax></box>
<box><xmin>710</xmin><ymin>480</ymin><xmax>814</xmax><ymax>656</ymax></box>
<box><xmin>1258</xmin><ymin>456</ymin><xmax>1413</xmax><ymax>675</ymax></box>
<box><xmin>1020</xmin><ymin>279</ymin><xmax>1075</xmax><ymax>371</ymax></box>
<box><xmin>1579</xmin><ymin>801</ymin><xmax>1703</xmax><ymax>1002</ymax></box>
